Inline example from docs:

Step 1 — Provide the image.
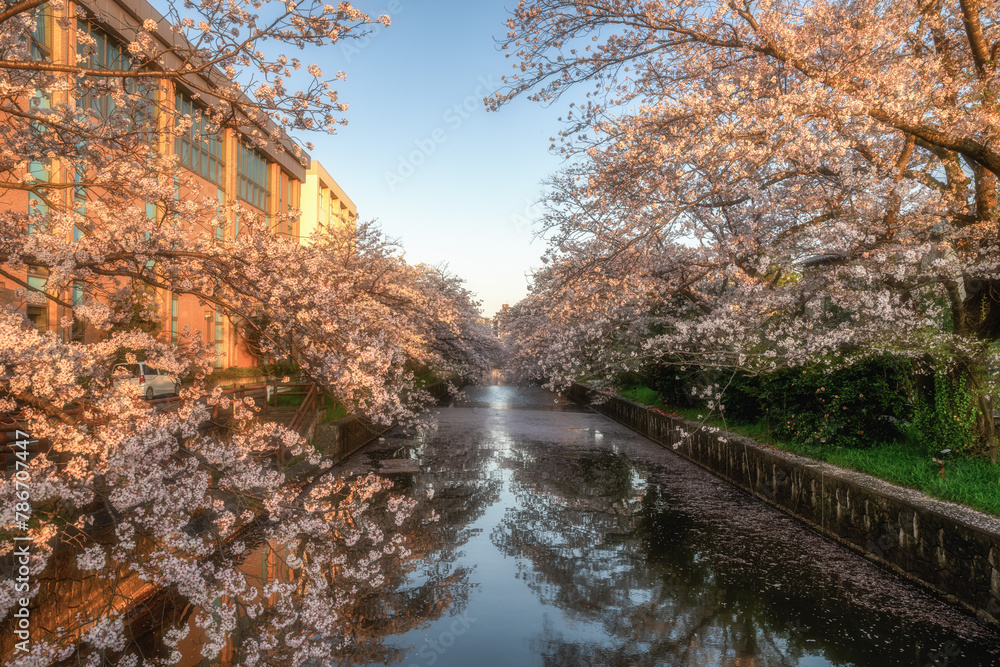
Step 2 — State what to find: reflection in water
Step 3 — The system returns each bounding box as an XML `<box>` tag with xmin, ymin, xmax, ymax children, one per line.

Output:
<box><xmin>18</xmin><ymin>384</ymin><xmax>1000</xmax><ymax>666</ymax></box>
<box><xmin>172</xmin><ymin>537</ymin><xmax>471</xmax><ymax>667</ymax></box>
<box><xmin>367</xmin><ymin>385</ymin><xmax>1000</xmax><ymax>667</ymax></box>
<box><xmin>167</xmin><ymin>424</ymin><xmax>502</xmax><ymax>667</ymax></box>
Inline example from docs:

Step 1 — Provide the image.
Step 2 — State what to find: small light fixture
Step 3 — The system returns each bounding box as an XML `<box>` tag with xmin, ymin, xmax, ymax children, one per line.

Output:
<box><xmin>933</xmin><ymin>449</ymin><xmax>952</xmax><ymax>479</ymax></box>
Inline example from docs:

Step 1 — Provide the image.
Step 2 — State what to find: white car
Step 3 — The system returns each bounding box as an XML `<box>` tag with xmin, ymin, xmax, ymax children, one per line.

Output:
<box><xmin>113</xmin><ymin>362</ymin><xmax>181</xmax><ymax>400</ymax></box>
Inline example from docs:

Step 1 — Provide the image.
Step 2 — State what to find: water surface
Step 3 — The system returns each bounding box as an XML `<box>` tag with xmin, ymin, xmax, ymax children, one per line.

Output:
<box><xmin>329</xmin><ymin>384</ymin><xmax>1000</xmax><ymax>667</ymax></box>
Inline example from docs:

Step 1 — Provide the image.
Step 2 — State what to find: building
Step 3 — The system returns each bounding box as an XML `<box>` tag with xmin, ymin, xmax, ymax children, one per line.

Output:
<box><xmin>0</xmin><ymin>0</ymin><xmax>356</xmax><ymax>370</ymax></box>
<box><xmin>299</xmin><ymin>161</ymin><xmax>358</xmax><ymax>243</ymax></box>
<box><xmin>493</xmin><ymin>304</ymin><xmax>510</xmax><ymax>337</ymax></box>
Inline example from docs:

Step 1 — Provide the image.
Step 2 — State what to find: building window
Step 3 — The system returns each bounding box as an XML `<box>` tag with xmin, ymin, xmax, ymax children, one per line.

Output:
<box><xmin>215</xmin><ymin>188</ymin><xmax>225</xmax><ymax>240</ymax></box>
<box><xmin>237</xmin><ymin>144</ymin><xmax>269</xmax><ymax>212</ymax></box>
<box><xmin>26</xmin><ymin>305</ymin><xmax>47</xmax><ymax>330</ymax></box>
<box><xmin>29</xmin><ymin>5</ymin><xmax>51</xmax><ymax>60</ymax></box>
<box><xmin>26</xmin><ymin>272</ymin><xmax>47</xmax><ymax>330</ymax></box>
<box><xmin>317</xmin><ymin>189</ymin><xmax>328</xmax><ymax>229</ymax></box>
<box><xmin>77</xmin><ymin>21</ymin><xmax>131</xmax><ymax>116</ymax></box>
<box><xmin>274</xmin><ymin>171</ymin><xmax>299</xmax><ymax>236</ymax></box>
<box><xmin>175</xmin><ymin>93</ymin><xmax>225</xmax><ymax>185</ymax></box>
<box><xmin>214</xmin><ymin>311</ymin><xmax>224</xmax><ymax>368</ymax></box>
<box><xmin>27</xmin><ymin>161</ymin><xmax>48</xmax><ymax>233</ymax></box>
<box><xmin>71</xmin><ymin>282</ymin><xmax>86</xmax><ymax>341</ymax></box>
<box><xmin>170</xmin><ymin>294</ymin><xmax>178</xmax><ymax>344</ymax></box>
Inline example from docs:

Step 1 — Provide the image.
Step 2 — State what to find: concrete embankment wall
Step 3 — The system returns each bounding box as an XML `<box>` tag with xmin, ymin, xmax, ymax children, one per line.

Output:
<box><xmin>310</xmin><ymin>379</ymin><xmax>454</xmax><ymax>462</ymax></box>
<box><xmin>312</xmin><ymin>414</ymin><xmax>390</xmax><ymax>462</ymax></box>
<box><xmin>567</xmin><ymin>383</ymin><xmax>1000</xmax><ymax>626</ymax></box>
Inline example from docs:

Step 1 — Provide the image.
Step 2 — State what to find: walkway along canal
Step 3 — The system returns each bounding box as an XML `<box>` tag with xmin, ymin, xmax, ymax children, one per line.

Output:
<box><xmin>282</xmin><ymin>383</ymin><xmax>1000</xmax><ymax>666</ymax></box>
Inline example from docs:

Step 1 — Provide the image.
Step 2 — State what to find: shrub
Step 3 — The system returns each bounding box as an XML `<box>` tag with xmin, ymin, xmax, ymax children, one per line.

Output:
<box><xmin>643</xmin><ymin>363</ymin><xmax>704</xmax><ymax>408</ymax></box>
<box><xmin>911</xmin><ymin>368</ymin><xmax>980</xmax><ymax>456</ymax></box>
<box><xmin>751</xmin><ymin>356</ymin><xmax>911</xmax><ymax>449</ymax></box>
<box><xmin>719</xmin><ymin>372</ymin><xmax>765</xmax><ymax>424</ymax></box>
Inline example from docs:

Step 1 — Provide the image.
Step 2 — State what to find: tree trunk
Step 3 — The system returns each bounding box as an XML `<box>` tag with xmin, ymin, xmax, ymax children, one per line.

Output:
<box><xmin>962</xmin><ymin>361</ymin><xmax>996</xmax><ymax>462</ymax></box>
<box><xmin>972</xmin><ymin>380</ymin><xmax>998</xmax><ymax>464</ymax></box>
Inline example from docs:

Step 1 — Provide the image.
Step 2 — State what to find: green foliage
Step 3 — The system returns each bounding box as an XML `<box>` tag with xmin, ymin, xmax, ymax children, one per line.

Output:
<box><xmin>618</xmin><ymin>384</ymin><xmax>667</xmax><ymax>408</ymax></box>
<box><xmin>718</xmin><ymin>373</ymin><xmax>764</xmax><ymax>424</ymax></box>
<box><xmin>625</xmin><ymin>357</ymin><xmax>914</xmax><ymax>452</ymax></box>
<box><xmin>404</xmin><ymin>361</ymin><xmax>444</xmax><ymax>388</ymax></box>
<box><xmin>617</xmin><ymin>358</ymin><xmax>999</xmax><ymax>515</ymax></box>
<box><xmin>325</xmin><ymin>402</ymin><xmax>349</xmax><ymax>422</ymax></box>
<box><xmin>911</xmin><ymin>368</ymin><xmax>980</xmax><ymax>456</ymax></box>
<box><xmin>732</xmin><ymin>357</ymin><xmax>911</xmax><ymax>449</ymax></box>
<box><xmin>646</xmin><ymin>357</ymin><xmax>910</xmax><ymax>449</ymax></box>
<box><xmin>641</xmin><ymin>363</ymin><xmax>703</xmax><ymax>408</ymax></box>
<box><xmin>414</xmin><ymin>368</ymin><xmax>441</xmax><ymax>388</ymax></box>
<box><xmin>616</xmin><ymin>378</ymin><xmax>1000</xmax><ymax>515</ymax></box>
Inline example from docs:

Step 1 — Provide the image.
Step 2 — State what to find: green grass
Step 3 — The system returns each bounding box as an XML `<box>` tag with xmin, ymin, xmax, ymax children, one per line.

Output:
<box><xmin>208</xmin><ymin>366</ymin><xmax>270</xmax><ymax>380</ymax></box>
<box><xmin>768</xmin><ymin>434</ymin><xmax>1000</xmax><ymax>516</ymax></box>
<box><xmin>616</xmin><ymin>384</ymin><xmax>1000</xmax><ymax>517</ymax></box>
<box><xmin>275</xmin><ymin>393</ymin><xmax>305</xmax><ymax>407</ymax></box>
<box><xmin>324</xmin><ymin>402</ymin><xmax>348</xmax><ymax>422</ymax></box>
<box><xmin>618</xmin><ymin>385</ymin><xmax>667</xmax><ymax>408</ymax></box>
<box><xmin>276</xmin><ymin>393</ymin><xmax>349</xmax><ymax>422</ymax></box>
<box><xmin>414</xmin><ymin>368</ymin><xmax>442</xmax><ymax>388</ymax></box>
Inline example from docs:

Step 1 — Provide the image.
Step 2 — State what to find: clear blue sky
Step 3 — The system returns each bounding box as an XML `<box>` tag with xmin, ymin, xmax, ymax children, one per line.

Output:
<box><xmin>299</xmin><ymin>0</ymin><xmax>568</xmax><ymax>316</ymax></box>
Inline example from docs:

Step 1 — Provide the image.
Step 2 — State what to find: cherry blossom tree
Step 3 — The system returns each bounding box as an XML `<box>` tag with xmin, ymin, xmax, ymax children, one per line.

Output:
<box><xmin>0</xmin><ymin>1</ymin><xmax>498</xmax><ymax>664</ymax></box>
<box><xmin>494</xmin><ymin>0</ymin><xmax>1000</xmax><ymax>460</ymax></box>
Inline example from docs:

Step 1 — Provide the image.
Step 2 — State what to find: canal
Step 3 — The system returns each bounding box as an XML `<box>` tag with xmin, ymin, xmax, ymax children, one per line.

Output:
<box><xmin>304</xmin><ymin>383</ymin><xmax>1000</xmax><ymax>667</ymax></box>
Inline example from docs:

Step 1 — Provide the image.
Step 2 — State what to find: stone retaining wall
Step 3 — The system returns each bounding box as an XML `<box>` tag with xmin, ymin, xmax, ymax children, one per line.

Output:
<box><xmin>312</xmin><ymin>415</ymin><xmax>390</xmax><ymax>462</ymax></box>
<box><xmin>568</xmin><ymin>383</ymin><xmax>1000</xmax><ymax>626</ymax></box>
<box><xmin>310</xmin><ymin>379</ymin><xmax>455</xmax><ymax>462</ymax></box>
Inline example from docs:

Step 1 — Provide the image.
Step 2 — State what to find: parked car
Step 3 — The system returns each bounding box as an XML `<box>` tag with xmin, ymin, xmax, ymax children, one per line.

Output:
<box><xmin>113</xmin><ymin>362</ymin><xmax>181</xmax><ymax>400</ymax></box>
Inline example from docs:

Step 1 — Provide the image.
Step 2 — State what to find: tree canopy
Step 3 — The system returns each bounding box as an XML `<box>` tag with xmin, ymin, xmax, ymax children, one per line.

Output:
<box><xmin>0</xmin><ymin>1</ymin><xmax>500</xmax><ymax>663</ymax></box>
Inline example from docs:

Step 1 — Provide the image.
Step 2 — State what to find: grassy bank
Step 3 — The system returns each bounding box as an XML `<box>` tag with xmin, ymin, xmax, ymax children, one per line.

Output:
<box><xmin>274</xmin><ymin>393</ymin><xmax>348</xmax><ymax>422</ymax></box>
<box><xmin>617</xmin><ymin>384</ymin><xmax>1000</xmax><ymax>517</ymax></box>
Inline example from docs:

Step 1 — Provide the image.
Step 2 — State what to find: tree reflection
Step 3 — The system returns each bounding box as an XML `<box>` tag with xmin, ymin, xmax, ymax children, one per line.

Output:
<box><xmin>165</xmin><ymin>427</ymin><xmax>503</xmax><ymax>666</ymax></box>
<box><xmin>490</xmin><ymin>446</ymin><xmax>985</xmax><ymax>666</ymax></box>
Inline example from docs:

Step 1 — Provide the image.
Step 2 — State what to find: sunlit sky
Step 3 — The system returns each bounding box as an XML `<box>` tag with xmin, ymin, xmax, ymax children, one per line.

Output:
<box><xmin>296</xmin><ymin>0</ymin><xmax>569</xmax><ymax>317</ymax></box>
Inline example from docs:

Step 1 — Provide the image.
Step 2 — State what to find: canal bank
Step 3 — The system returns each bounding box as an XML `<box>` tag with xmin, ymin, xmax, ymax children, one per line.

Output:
<box><xmin>567</xmin><ymin>382</ymin><xmax>1000</xmax><ymax>629</ymax></box>
<box><xmin>15</xmin><ymin>383</ymin><xmax>1000</xmax><ymax>665</ymax></box>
